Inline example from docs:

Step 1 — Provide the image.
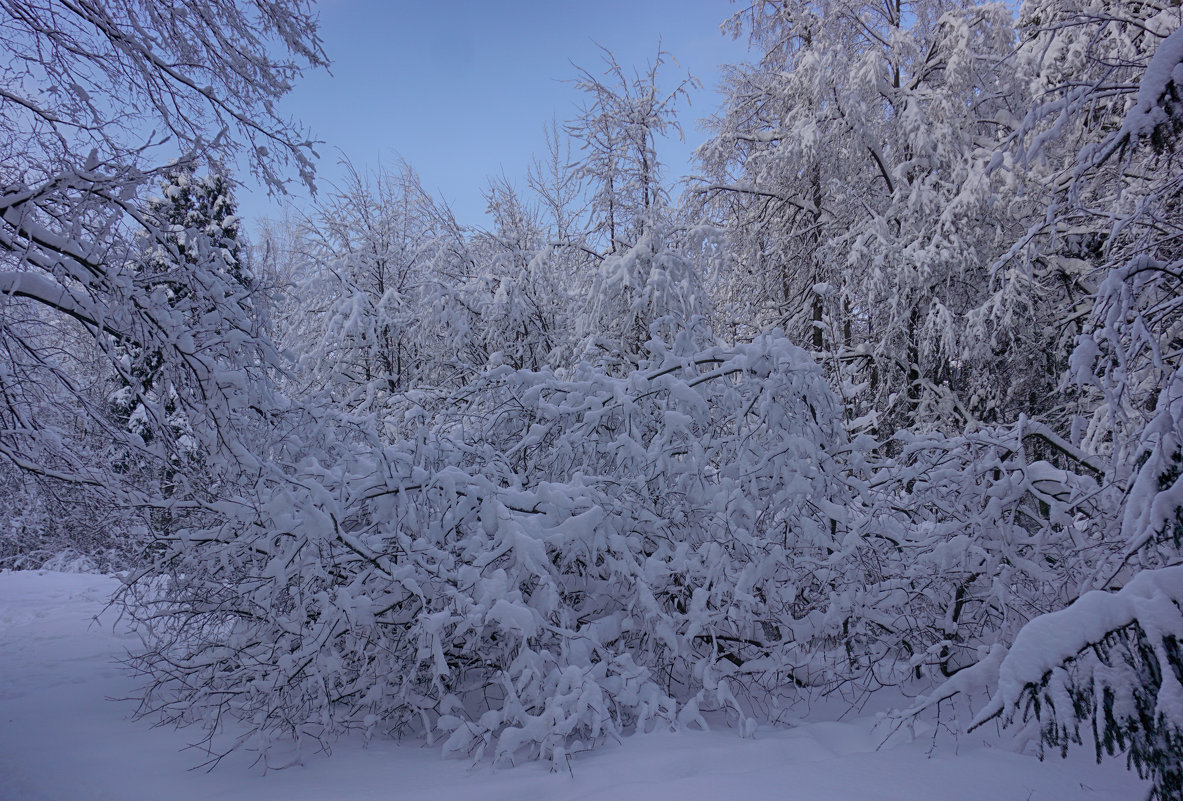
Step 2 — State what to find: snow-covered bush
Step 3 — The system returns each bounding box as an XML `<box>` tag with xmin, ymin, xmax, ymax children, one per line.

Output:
<box><xmin>125</xmin><ymin>331</ymin><xmax>861</xmax><ymax>766</ymax></box>
<box><xmin>854</xmin><ymin>421</ymin><xmax>1117</xmax><ymax>688</ymax></box>
<box><xmin>0</xmin><ymin>461</ymin><xmax>148</xmax><ymax>572</ymax></box>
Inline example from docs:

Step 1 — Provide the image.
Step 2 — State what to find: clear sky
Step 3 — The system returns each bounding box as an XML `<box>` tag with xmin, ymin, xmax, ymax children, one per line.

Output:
<box><xmin>238</xmin><ymin>0</ymin><xmax>751</xmax><ymax>227</ymax></box>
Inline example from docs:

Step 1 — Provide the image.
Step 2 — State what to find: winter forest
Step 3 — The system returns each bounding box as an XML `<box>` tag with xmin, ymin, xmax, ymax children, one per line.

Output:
<box><xmin>1</xmin><ymin>0</ymin><xmax>1182</xmax><ymax>799</ymax></box>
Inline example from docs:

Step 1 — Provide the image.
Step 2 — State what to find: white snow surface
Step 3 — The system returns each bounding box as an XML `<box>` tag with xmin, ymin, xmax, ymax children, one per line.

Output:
<box><xmin>0</xmin><ymin>570</ymin><xmax>1147</xmax><ymax>801</ymax></box>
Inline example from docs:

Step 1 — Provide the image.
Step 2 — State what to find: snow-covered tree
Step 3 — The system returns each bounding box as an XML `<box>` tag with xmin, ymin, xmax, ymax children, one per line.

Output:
<box><xmin>283</xmin><ymin>160</ymin><xmax>484</xmax><ymax>411</ymax></box>
<box><xmin>0</xmin><ymin>1</ymin><xmax>323</xmax><ymax>575</ymax></box>
<box><xmin>987</xmin><ymin>10</ymin><xmax>1183</xmax><ymax>796</ymax></box>
<box><xmin>562</xmin><ymin>48</ymin><xmax>708</xmax><ymax>366</ymax></box>
<box><xmin>697</xmin><ymin>0</ymin><xmax>1065</xmax><ymax>434</ymax></box>
<box><xmin>111</xmin><ymin>167</ymin><xmax>251</xmax><ymax>444</ymax></box>
<box><xmin>470</xmin><ymin>176</ymin><xmax>568</xmax><ymax>371</ymax></box>
<box><xmin>904</xmin><ymin>5</ymin><xmax>1183</xmax><ymax>798</ymax></box>
<box><xmin>568</xmin><ymin>46</ymin><xmax>697</xmax><ymax>255</ymax></box>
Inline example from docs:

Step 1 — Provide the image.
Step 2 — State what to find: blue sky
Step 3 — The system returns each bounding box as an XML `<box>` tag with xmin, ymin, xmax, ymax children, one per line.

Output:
<box><xmin>239</xmin><ymin>0</ymin><xmax>751</xmax><ymax>227</ymax></box>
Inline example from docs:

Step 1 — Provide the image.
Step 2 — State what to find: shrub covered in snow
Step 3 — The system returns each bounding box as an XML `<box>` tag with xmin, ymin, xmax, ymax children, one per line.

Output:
<box><xmin>125</xmin><ymin>332</ymin><xmax>864</xmax><ymax>766</ymax></box>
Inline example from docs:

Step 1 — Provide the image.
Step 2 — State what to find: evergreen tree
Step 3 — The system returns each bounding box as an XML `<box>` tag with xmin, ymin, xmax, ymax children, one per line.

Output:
<box><xmin>111</xmin><ymin>167</ymin><xmax>250</xmax><ymax>447</ymax></box>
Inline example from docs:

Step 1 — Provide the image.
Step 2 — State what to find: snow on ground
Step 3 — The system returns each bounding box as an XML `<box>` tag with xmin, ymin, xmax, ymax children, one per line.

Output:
<box><xmin>0</xmin><ymin>571</ymin><xmax>1148</xmax><ymax>801</ymax></box>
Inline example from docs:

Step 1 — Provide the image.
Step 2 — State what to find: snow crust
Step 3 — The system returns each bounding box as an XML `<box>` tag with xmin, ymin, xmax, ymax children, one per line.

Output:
<box><xmin>0</xmin><ymin>571</ymin><xmax>1147</xmax><ymax>801</ymax></box>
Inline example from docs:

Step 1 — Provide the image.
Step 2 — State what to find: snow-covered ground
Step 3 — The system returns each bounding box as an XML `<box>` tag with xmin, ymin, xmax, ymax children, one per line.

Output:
<box><xmin>0</xmin><ymin>570</ymin><xmax>1147</xmax><ymax>801</ymax></box>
